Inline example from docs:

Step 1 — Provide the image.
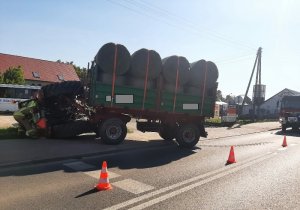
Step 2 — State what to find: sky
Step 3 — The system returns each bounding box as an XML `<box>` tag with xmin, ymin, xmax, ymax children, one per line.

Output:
<box><xmin>1</xmin><ymin>0</ymin><xmax>300</xmax><ymax>99</ymax></box>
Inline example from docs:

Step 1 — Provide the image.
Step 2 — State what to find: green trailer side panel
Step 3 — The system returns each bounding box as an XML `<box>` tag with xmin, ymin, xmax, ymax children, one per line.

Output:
<box><xmin>88</xmin><ymin>70</ymin><xmax>216</xmax><ymax>117</ymax></box>
<box><xmin>91</xmin><ymin>83</ymin><xmax>157</xmax><ymax>110</ymax></box>
<box><xmin>160</xmin><ymin>91</ymin><xmax>215</xmax><ymax>116</ymax></box>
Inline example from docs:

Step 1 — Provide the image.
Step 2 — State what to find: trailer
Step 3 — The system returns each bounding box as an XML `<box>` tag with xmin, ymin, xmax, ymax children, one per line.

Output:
<box><xmin>13</xmin><ymin>43</ymin><xmax>218</xmax><ymax>148</ymax></box>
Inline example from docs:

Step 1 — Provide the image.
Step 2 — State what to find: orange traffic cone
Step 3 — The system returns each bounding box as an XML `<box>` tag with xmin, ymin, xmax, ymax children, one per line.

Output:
<box><xmin>95</xmin><ymin>161</ymin><xmax>112</xmax><ymax>191</ymax></box>
<box><xmin>282</xmin><ymin>135</ymin><xmax>287</xmax><ymax>147</ymax></box>
<box><xmin>226</xmin><ymin>146</ymin><xmax>236</xmax><ymax>165</ymax></box>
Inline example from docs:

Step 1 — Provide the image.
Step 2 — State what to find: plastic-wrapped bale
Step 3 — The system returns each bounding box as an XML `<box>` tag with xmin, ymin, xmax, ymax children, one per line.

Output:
<box><xmin>184</xmin><ymin>86</ymin><xmax>203</xmax><ymax>96</ymax></box>
<box><xmin>96</xmin><ymin>65</ymin><xmax>127</xmax><ymax>86</ymax></box>
<box><xmin>162</xmin><ymin>56</ymin><xmax>190</xmax><ymax>86</ymax></box>
<box><xmin>190</xmin><ymin>60</ymin><xmax>219</xmax><ymax>88</ymax></box>
<box><xmin>126</xmin><ymin>77</ymin><xmax>156</xmax><ymax>89</ymax></box>
<box><xmin>95</xmin><ymin>42</ymin><xmax>131</xmax><ymax>75</ymax></box>
<box><xmin>129</xmin><ymin>48</ymin><xmax>162</xmax><ymax>79</ymax></box>
<box><xmin>163</xmin><ymin>83</ymin><xmax>184</xmax><ymax>94</ymax></box>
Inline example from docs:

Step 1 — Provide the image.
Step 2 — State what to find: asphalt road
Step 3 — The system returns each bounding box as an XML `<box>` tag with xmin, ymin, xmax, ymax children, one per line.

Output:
<box><xmin>0</xmin><ymin>130</ymin><xmax>299</xmax><ymax>210</ymax></box>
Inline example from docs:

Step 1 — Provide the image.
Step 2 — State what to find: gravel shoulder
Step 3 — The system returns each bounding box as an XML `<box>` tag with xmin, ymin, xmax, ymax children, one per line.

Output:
<box><xmin>0</xmin><ymin>115</ymin><xmax>18</xmax><ymax>128</ymax></box>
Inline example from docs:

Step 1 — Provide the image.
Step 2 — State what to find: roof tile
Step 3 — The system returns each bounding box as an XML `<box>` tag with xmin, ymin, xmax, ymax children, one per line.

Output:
<box><xmin>0</xmin><ymin>53</ymin><xmax>80</xmax><ymax>83</ymax></box>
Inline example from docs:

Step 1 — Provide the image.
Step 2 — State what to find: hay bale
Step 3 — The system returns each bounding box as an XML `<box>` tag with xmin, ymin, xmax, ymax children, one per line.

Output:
<box><xmin>130</xmin><ymin>48</ymin><xmax>162</xmax><ymax>79</ymax></box>
<box><xmin>162</xmin><ymin>56</ymin><xmax>190</xmax><ymax>85</ymax></box>
<box><xmin>190</xmin><ymin>60</ymin><xmax>219</xmax><ymax>88</ymax></box>
<box><xmin>95</xmin><ymin>42</ymin><xmax>131</xmax><ymax>75</ymax></box>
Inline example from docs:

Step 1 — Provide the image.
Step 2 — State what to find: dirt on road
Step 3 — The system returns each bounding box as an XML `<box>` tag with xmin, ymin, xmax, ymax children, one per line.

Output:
<box><xmin>0</xmin><ymin>115</ymin><xmax>18</xmax><ymax>128</ymax></box>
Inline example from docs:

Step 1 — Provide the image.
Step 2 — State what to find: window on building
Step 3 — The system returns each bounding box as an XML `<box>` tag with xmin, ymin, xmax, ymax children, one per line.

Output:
<box><xmin>57</xmin><ymin>75</ymin><xmax>64</xmax><ymax>81</ymax></box>
<box><xmin>32</xmin><ymin>72</ymin><xmax>40</xmax><ymax>78</ymax></box>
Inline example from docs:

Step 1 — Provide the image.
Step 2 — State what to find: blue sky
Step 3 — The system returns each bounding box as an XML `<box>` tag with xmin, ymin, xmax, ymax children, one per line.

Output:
<box><xmin>1</xmin><ymin>0</ymin><xmax>299</xmax><ymax>99</ymax></box>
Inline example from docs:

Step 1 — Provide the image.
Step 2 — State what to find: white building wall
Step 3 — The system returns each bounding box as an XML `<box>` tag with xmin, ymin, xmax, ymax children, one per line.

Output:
<box><xmin>258</xmin><ymin>89</ymin><xmax>299</xmax><ymax>118</ymax></box>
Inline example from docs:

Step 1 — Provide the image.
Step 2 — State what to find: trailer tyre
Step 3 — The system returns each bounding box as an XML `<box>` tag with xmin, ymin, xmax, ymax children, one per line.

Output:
<box><xmin>159</xmin><ymin>123</ymin><xmax>176</xmax><ymax>141</ymax></box>
<box><xmin>99</xmin><ymin>118</ymin><xmax>127</xmax><ymax>145</ymax></box>
<box><xmin>42</xmin><ymin>81</ymin><xmax>84</xmax><ymax>99</ymax></box>
<box><xmin>176</xmin><ymin>124</ymin><xmax>200</xmax><ymax>148</ymax></box>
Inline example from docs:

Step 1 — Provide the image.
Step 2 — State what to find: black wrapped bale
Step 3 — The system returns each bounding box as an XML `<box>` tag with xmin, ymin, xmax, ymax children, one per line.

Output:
<box><xmin>96</xmin><ymin>65</ymin><xmax>126</xmax><ymax>86</ymax></box>
<box><xmin>130</xmin><ymin>48</ymin><xmax>162</xmax><ymax>79</ymax></box>
<box><xmin>164</xmin><ymin>83</ymin><xmax>184</xmax><ymax>94</ymax></box>
<box><xmin>162</xmin><ymin>56</ymin><xmax>190</xmax><ymax>86</ymax></box>
<box><xmin>126</xmin><ymin>77</ymin><xmax>156</xmax><ymax>89</ymax></box>
<box><xmin>95</xmin><ymin>42</ymin><xmax>131</xmax><ymax>75</ymax></box>
<box><xmin>190</xmin><ymin>60</ymin><xmax>219</xmax><ymax>88</ymax></box>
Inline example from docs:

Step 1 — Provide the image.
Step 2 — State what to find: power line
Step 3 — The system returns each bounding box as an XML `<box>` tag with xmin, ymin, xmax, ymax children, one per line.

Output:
<box><xmin>107</xmin><ymin>0</ymin><xmax>256</xmax><ymax>51</ymax></box>
<box><xmin>137</xmin><ymin>0</ymin><xmax>255</xmax><ymax>50</ymax></box>
<box><xmin>215</xmin><ymin>52</ymin><xmax>255</xmax><ymax>63</ymax></box>
<box><xmin>216</xmin><ymin>55</ymin><xmax>254</xmax><ymax>65</ymax></box>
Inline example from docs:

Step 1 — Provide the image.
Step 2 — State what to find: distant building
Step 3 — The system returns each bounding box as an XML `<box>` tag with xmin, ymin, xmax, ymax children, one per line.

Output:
<box><xmin>241</xmin><ymin>88</ymin><xmax>300</xmax><ymax>118</ymax></box>
<box><xmin>0</xmin><ymin>53</ymin><xmax>79</xmax><ymax>86</ymax></box>
<box><xmin>259</xmin><ymin>88</ymin><xmax>300</xmax><ymax>118</ymax></box>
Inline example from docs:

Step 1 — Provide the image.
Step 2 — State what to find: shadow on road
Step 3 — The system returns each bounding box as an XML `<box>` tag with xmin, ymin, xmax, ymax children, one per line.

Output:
<box><xmin>274</xmin><ymin>129</ymin><xmax>300</xmax><ymax>137</ymax></box>
<box><xmin>75</xmin><ymin>188</ymin><xmax>99</xmax><ymax>198</ymax></box>
<box><xmin>0</xmin><ymin>138</ymin><xmax>199</xmax><ymax>177</ymax></box>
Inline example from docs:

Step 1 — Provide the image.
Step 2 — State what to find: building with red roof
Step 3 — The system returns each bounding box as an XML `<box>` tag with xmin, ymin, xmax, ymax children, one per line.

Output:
<box><xmin>0</xmin><ymin>53</ymin><xmax>79</xmax><ymax>86</ymax></box>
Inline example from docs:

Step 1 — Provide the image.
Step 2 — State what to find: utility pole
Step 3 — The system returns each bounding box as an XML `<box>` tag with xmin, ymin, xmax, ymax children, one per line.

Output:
<box><xmin>240</xmin><ymin>47</ymin><xmax>265</xmax><ymax>121</ymax></box>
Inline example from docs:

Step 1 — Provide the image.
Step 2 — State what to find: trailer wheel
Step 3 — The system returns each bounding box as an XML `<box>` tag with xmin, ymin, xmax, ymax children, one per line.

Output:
<box><xmin>176</xmin><ymin>124</ymin><xmax>200</xmax><ymax>148</ymax></box>
<box><xmin>99</xmin><ymin>118</ymin><xmax>127</xmax><ymax>145</ymax></box>
<box><xmin>159</xmin><ymin>123</ymin><xmax>176</xmax><ymax>141</ymax></box>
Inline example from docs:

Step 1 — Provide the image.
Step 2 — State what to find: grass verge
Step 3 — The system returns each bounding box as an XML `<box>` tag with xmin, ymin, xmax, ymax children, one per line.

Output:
<box><xmin>0</xmin><ymin>127</ymin><xmax>20</xmax><ymax>139</ymax></box>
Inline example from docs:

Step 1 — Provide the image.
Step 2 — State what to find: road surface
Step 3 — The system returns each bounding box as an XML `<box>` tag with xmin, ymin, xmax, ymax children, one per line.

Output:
<box><xmin>0</xmin><ymin>130</ymin><xmax>299</xmax><ymax>209</ymax></box>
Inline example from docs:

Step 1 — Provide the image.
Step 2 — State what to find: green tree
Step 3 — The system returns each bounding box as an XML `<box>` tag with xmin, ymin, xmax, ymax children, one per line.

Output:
<box><xmin>216</xmin><ymin>90</ymin><xmax>225</xmax><ymax>101</ymax></box>
<box><xmin>3</xmin><ymin>66</ymin><xmax>25</xmax><ymax>84</ymax></box>
<box><xmin>225</xmin><ymin>94</ymin><xmax>235</xmax><ymax>104</ymax></box>
<box><xmin>73</xmin><ymin>64</ymin><xmax>87</xmax><ymax>81</ymax></box>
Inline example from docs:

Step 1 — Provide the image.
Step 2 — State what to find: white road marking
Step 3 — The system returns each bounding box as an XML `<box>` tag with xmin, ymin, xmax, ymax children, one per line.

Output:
<box><xmin>64</xmin><ymin>161</ymin><xmax>121</xmax><ymax>179</ymax></box>
<box><xmin>64</xmin><ymin>161</ymin><xmax>95</xmax><ymax>171</ymax></box>
<box><xmin>112</xmin><ymin>179</ymin><xmax>155</xmax><ymax>194</ymax></box>
<box><xmin>84</xmin><ymin>170</ymin><xmax>120</xmax><ymax>179</ymax></box>
<box><xmin>277</xmin><ymin>148</ymin><xmax>287</xmax><ymax>151</ymax></box>
<box><xmin>290</xmin><ymin>143</ymin><xmax>297</xmax><ymax>146</ymax></box>
<box><xmin>104</xmin><ymin>152</ymin><xmax>276</xmax><ymax>210</ymax></box>
<box><xmin>129</xmin><ymin>153</ymin><xmax>276</xmax><ymax>210</ymax></box>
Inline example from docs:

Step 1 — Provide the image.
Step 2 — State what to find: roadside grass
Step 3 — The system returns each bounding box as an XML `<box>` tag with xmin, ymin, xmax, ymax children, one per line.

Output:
<box><xmin>0</xmin><ymin>127</ymin><xmax>21</xmax><ymax>139</ymax></box>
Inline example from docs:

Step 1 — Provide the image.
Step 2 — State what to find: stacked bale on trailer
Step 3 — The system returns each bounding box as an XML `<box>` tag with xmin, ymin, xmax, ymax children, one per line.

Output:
<box><xmin>126</xmin><ymin>48</ymin><xmax>162</xmax><ymax>110</ymax></box>
<box><xmin>160</xmin><ymin>56</ymin><xmax>190</xmax><ymax>113</ymax></box>
<box><xmin>161</xmin><ymin>56</ymin><xmax>190</xmax><ymax>93</ymax></box>
<box><xmin>188</xmin><ymin>60</ymin><xmax>219</xmax><ymax>94</ymax></box>
<box><xmin>94</xmin><ymin>42</ymin><xmax>131</xmax><ymax>86</ymax></box>
<box><xmin>92</xmin><ymin>43</ymin><xmax>163</xmax><ymax>110</ymax></box>
<box><xmin>184</xmin><ymin>59</ymin><xmax>219</xmax><ymax>116</ymax></box>
<box><xmin>90</xmin><ymin>42</ymin><xmax>219</xmax><ymax>117</ymax></box>
<box><xmin>128</xmin><ymin>48</ymin><xmax>162</xmax><ymax>89</ymax></box>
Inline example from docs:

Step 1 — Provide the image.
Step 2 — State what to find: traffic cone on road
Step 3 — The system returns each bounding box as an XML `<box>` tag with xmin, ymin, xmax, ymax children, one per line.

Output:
<box><xmin>226</xmin><ymin>146</ymin><xmax>236</xmax><ymax>165</ymax></box>
<box><xmin>95</xmin><ymin>161</ymin><xmax>112</xmax><ymax>191</ymax></box>
<box><xmin>282</xmin><ymin>135</ymin><xmax>287</xmax><ymax>147</ymax></box>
